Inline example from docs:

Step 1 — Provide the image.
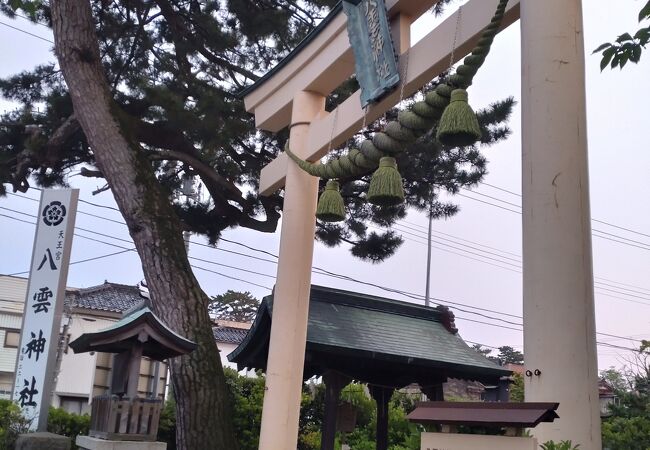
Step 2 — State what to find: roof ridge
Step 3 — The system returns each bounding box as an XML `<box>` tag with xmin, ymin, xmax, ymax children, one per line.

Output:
<box><xmin>78</xmin><ymin>281</ymin><xmax>139</xmax><ymax>294</ymax></box>
<box><xmin>310</xmin><ymin>285</ymin><xmax>445</xmax><ymax>321</ymax></box>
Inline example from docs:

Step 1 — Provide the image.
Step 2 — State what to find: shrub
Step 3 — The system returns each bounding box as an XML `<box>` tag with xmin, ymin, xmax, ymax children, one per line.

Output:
<box><xmin>602</xmin><ymin>416</ymin><xmax>650</xmax><ymax>450</ymax></box>
<box><xmin>540</xmin><ymin>440</ymin><xmax>580</xmax><ymax>450</ymax></box>
<box><xmin>47</xmin><ymin>407</ymin><xmax>90</xmax><ymax>449</ymax></box>
<box><xmin>0</xmin><ymin>399</ymin><xmax>30</xmax><ymax>450</ymax></box>
<box><xmin>157</xmin><ymin>398</ymin><xmax>177</xmax><ymax>450</ymax></box>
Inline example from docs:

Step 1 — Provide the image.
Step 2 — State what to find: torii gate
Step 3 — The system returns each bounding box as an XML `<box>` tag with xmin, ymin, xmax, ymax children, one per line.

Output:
<box><xmin>243</xmin><ymin>0</ymin><xmax>601</xmax><ymax>449</ymax></box>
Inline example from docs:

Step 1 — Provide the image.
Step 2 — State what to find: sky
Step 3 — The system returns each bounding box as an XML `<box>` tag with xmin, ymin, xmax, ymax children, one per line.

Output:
<box><xmin>0</xmin><ymin>1</ymin><xmax>649</xmax><ymax>371</ymax></box>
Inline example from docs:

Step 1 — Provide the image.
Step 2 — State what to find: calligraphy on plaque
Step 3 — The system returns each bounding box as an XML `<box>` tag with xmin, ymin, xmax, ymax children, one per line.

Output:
<box><xmin>342</xmin><ymin>0</ymin><xmax>400</xmax><ymax>107</ymax></box>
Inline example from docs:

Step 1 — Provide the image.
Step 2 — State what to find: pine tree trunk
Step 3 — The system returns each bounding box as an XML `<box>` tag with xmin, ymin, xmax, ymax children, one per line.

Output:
<box><xmin>50</xmin><ymin>1</ymin><xmax>239</xmax><ymax>448</ymax></box>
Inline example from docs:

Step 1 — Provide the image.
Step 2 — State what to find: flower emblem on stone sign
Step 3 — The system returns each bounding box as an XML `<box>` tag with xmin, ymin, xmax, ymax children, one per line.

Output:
<box><xmin>42</xmin><ymin>201</ymin><xmax>66</xmax><ymax>226</ymax></box>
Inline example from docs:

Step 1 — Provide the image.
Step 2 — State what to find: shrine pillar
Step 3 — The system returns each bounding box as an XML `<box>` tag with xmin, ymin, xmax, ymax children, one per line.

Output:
<box><xmin>258</xmin><ymin>91</ymin><xmax>325</xmax><ymax>450</ymax></box>
<box><xmin>520</xmin><ymin>0</ymin><xmax>601</xmax><ymax>448</ymax></box>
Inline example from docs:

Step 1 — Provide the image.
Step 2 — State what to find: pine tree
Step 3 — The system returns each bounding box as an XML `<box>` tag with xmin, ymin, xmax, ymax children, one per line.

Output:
<box><xmin>210</xmin><ymin>291</ymin><xmax>260</xmax><ymax>323</ymax></box>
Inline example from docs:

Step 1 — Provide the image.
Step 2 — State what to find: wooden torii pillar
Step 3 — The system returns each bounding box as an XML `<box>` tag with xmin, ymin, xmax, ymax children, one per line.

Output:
<box><xmin>242</xmin><ymin>0</ymin><xmax>601</xmax><ymax>448</ymax></box>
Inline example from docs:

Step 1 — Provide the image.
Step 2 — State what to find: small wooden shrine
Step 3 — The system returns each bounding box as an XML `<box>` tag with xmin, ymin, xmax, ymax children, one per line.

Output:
<box><xmin>70</xmin><ymin>301</ymin><xmax>196</xmax><ymax>442</ymax></box>
<box><xmin>408</xmin><ymin>402</ymin><xmax>560</xmax><ymax>449</ymax></box>
<box><xmin>229</xmin><ymin>285</ymin><xmax>511</xmax><ymax>450</ymax></box>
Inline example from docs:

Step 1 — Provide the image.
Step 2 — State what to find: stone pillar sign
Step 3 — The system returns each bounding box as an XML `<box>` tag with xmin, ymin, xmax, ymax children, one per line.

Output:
<box><xmin>12</xmin><ymin>189</ymin><xmax>79</xmax><ymax>431</ymax></box>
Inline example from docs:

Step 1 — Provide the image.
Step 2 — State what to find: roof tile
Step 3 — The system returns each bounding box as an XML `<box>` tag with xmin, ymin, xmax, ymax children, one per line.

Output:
<box><xmin>67</xmin><ymin>282</ymin><xmax>144</xmax><ymax>313</ymax></box>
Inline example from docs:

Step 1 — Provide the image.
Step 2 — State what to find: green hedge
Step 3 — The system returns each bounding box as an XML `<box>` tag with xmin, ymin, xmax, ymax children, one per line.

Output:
<box><xmin>0</xmin><ymin>399</ymin><xmax>30</xmax><ymax>450</ymax></box>
<box><xmin>47</xmin><ymin>407</ymin><xmax>90</xmax><ymax>449</ymax></box>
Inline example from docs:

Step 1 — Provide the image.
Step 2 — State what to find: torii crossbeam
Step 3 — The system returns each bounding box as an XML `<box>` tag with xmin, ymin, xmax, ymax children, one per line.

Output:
<box><xmin>244</xmin><ymin>0</ymin><xmax>601</xmax><ymax>448</ymax></box>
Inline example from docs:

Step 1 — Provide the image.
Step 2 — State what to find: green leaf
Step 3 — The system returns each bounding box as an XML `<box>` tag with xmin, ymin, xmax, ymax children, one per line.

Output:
<box><xmin>7</xmin><ymin>0</ymin><xmax>41</xmax><ymax>15</ymax></box>
<box><xmin>635</xmin><ymin>26</ymin><xmax>650</xmax><ymax>44</ymax></box>
<box><xmin>611</xmin><ymin>53</ymin><xmax>621</xmax><ymax>68</ymax></box>
<box><xmin>600</xmin><ymin>47</ymin><xmax>615</xmax><ymax>71</ymax></box>
<box><xmin>593</xmin><ymin>42</ymin><xmax>612</xmax><ymax>53</ymax></box>
<box><xmin>631</xmin><ymin>45</ymin><xmax>642</xmax><ymax>63</ymax></box>
<box><xmin>616</xmin><ymin>32</ymin><xmax>634</xmax><ymax>43</ymax></box>
<box><xmin>619</xmin><ymin>52</ymin><xmax>630</xmax><ymax>68</ymax></box>
<box><xmin>639</xmin><ymin>0</ymin><xmax>650</xmax><ymax>22</ymax></box>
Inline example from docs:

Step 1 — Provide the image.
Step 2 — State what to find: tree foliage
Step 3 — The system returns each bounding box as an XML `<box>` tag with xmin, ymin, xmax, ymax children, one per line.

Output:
<box><xmin>0</xmin><ymin>399</ymin><xmax>30</xmax><ymax>450</ymax></box>
<box><xmin>495</xmin><ymin>345</ymin><xmax>524</xmax><ymax>365</ymax></box>
<box><xmin>600</xmin><ymin>345</ymin><xmax>650</xmax><ymax>449</ymax></box>
<box><xmin>471</xmin><ymin>343</ymin><xmax>494</xmax><ymax>359</ymax></box>
<box><xmin>595</xmin><ymin>0</ymin><xmax>650</xmax><ymax>70</ymax></box>
<box><xmin>539</xmin><ymin>441</ymin><xmax>580</xmax><ymax>450</ymax></box>
<box><xmin>600</xmin><ymin>367</ymin><xmax>630</xmax><ymax>394</ymax></box>
<box><xmin>509</xmin><ymin>372</ymin><xmax>524</xmax><ymax>402</ymax></box>
<box><xmin>210</xmin><ymin>290</ymin><xmax>260</xmax><ymax>322</ymax></box>
<box><xmin>0</xmin><ymin>0</ymin><xmax>514</xmax><ymax>263</ymax></box>
<box><xmin>163</xmin><ymin>369</ymin><xmax>423</xmax><ymax>450</ymax></box>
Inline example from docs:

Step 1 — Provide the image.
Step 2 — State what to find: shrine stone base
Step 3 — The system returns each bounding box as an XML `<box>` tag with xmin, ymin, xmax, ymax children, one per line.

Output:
<box><xmin>76</xmin><ymin>436</ymin><xmax>166</xmax><ymax>450</ymax></box>
<box><xmin>16</xmin><ymin>432</ymin><xmax>71</xmax><ymax>450</ymax></box>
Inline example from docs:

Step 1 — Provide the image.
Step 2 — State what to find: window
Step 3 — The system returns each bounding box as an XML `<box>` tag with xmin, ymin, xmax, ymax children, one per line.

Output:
<box><xmin>4</xmin><ymin>330</ymin><xmax>20</xmax><ymax>348</ymax></box>
<box><xmin>60</xmin><ymin>396</ymin><xmax>90</xmax><ymax>415</ymax></box>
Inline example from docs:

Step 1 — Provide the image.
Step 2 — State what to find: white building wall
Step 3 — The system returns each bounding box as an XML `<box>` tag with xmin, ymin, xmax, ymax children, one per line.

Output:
<box><xmin>55</xmin><ymin>314</ymin><xmax>115</xmax><ymax>398</ymax></box>
<box><xmin>0</xmin><ymin>276</ymin><xmax>27</xmax><ymax>399</ymax></box>
<box><xmin>0</xmin><ymin>314</ymin><xmax>22</xmax><ymax>330</ymax></box>
<box><xmin>0</xmin><ymin>276</ymin><xmax>28</xmax><ymax>314</ymax></box>
<box><xmin>0</xmin><ymin>329</ymin><xmax>18</xmax><ymax>375</ymax></box>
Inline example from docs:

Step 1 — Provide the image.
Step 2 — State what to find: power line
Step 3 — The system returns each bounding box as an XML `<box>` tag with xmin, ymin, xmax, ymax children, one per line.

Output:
<box><xmin>1</xmin><ymin>211</ymin><xmax>644</xmax><ymax>348</ymax></box>
<box><xmin>5</xmin><ymin>199</ymin><xmax>650</xmax><ymax>306</ymax></box>
<box><xmin>0</xmin><ymin>20</ymin><xmax>53</xmax><ymax>43</ymax></box>
<box><xmin>400</xmin><ymin>215</ymin><xmax>650</xmax><ymax>296</ymax></box>
<box><xmin>7</xmin><ymin>193</ymin><xmax>126</xmax><ymax>225</ymax></box>
<box><xmin>456</xmin><ymin>192</ymin><xmax>521</xmax><ymax>214</ymax></box>
<box><xmin>0</xmin><ymin>212</ymin><xmax>272</xmax><ymax>291</ymax></box>
<box><xmin>391</xmin><ymin>220</ymin><xmax>650</xmax><ymax>303</ymax></box>
<box><xmin>397</xmin><ymin>228</ymin><xmax>650</xmax><ymax>306</ymax></box>
<box><xmin>6</xmin><ymin>189</ymin><xmax>650</xmax><ymax>306</ymax></box>
<box><xmin>395</xmin><ymin>222</ymin><xmax>521</xmax><ymax>263</ymax></box>
<box><xmin>457</xmin><ymin>191</ymin><xmax>650</xmax><ymax>252</ymax></box>
<box><xmin>592</xmin><ymin>229</ymin><xmax>650</xmax><ymax>251</ymax></box>
<box><xmin>592</xmin><ymin>218</ymin><xmax>650</xmax><ymax>240</ymax></box>
<box><xmin>595</xmin><ymin>276</ymin><xmax>650</xmax><ymax>295</ymax></box>
<box><xmin>479</xmin><ymin>183</ymin><xmax>650</xmax><ymax>241</ymax></box>
<box><xmin>10</xmin><ymin>189</ymin><xmax>650</xmax><ymax>257</ymax></box>
<box><xmin>395</xmin><ymin>217</ymin><xmax>650</xmax><ymax>301</ymax></box>
<box><xmin>10</xmin><ymin>12</ymin><xmax>50</xmax><ymax>28</ymax></box>
<box><xmin>5</xmin><ymin>198</ymin><xmax>650</xmax><ymax>304</ymax></box>
<box><xmin>388</xmin><ymin>227</ymin><xmax>523</xmax><ymax>274</ymax></box>
<box><xmin>399</xmin><ymin>219</ymin><xmax>521</xmax><ymax>258</ymax></box>
<box><xmin>0</xmin><ymin>210</ymin><xmax>530</xmax><ymax>321</ymax></box>
<box><xmin>481</xmin><ymin>182</ymin><xmax>520</xmax><ymax>197</ymax></box>
<box><xmin>461</xmin><ymin>187</ymin><xmax>521</xmax><ymax>208</ymax></box>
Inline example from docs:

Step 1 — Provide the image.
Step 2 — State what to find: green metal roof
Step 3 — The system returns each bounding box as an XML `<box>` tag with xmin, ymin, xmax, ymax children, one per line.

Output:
<box><xmin>69</xmin><ymin>306</ymin><xmax>197</xmax><ymax>360</ymax></box>
<box><xmin>228</xmin><ymin>285</ymin><xmax>509</xmax><ymax>386</ymax></box>
<box><xmin>307</xmin><ymin>298</ymin><xmax>498</xmax><ymax>371</ymax></box>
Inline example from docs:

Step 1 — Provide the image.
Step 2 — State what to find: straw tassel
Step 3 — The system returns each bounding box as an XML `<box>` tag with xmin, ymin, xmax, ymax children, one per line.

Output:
<box><xmin>436</xmin><ymin>88</ymin><xmax>481</xmax><ymax>147</ymax></box>
<box><xmin>316</xmin><ymin>180</ymin><xmax>346</xmax><ymax>222</ymax></box>
<box><xmin>367</xmin><ymin>157</ymin><xmax>405</xmax><ymax>206</ymax></box>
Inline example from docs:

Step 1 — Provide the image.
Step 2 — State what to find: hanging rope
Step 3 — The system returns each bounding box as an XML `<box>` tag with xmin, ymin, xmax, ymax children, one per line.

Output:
<box><xmin>285</xmin><ymin>0</ymin><xmax>508</xmax><ymax>180</ymax></box>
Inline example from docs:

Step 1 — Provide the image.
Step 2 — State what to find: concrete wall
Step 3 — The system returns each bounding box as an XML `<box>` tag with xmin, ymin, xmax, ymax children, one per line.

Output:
<box><xmin>218</xmin><ymin>342</ymin><xmax>239</xmax><ymax>371</ymax></box>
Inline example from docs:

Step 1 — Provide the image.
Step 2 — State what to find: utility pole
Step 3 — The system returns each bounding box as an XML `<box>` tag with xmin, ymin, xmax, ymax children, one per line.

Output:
<box><xmin>424</xmin><ymin>201</ymin><xmax>434</xmax><ymax>308</ymax></box>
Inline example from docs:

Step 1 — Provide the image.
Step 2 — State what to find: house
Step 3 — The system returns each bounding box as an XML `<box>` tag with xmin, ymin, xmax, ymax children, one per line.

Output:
<box><xmin>0</xmin><ymin>276</ymin><xmax>167</xmax><ymax>414</ymax></box>
<box><xmin>0</xmin><ymin>275</ymin><xmax>27</xmax><ymax>398</ymax></box>
<box><xmin>212</xmin><ymin>319</ymin><xmax>251</xmax><ymax>371</ymax></box>
<box><xmin>598</xmin><ymin>379</ymin><xmax>618</xmax><ymax>417</ymax></box>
